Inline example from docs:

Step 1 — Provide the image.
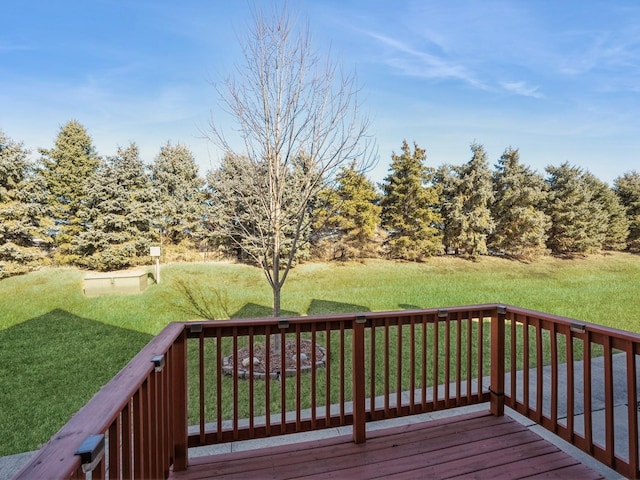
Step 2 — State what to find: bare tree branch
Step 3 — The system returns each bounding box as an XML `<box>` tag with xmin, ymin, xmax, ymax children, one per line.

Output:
<box><xmin>205</xmin><ymin>3</ymin><xmax>374</xmax><ymax>316</ymax></box>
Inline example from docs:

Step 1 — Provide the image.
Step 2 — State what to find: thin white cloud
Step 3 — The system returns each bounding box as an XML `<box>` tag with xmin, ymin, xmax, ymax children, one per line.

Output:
<box><xmin>364</xmin><ymin>30</ymin><xmax>487</xmax><ymax>90</ymax></box>
<box><xmin>499</xmin><ymin>81</ymin><xmax>544</xmax><ymax>99</ymax></box>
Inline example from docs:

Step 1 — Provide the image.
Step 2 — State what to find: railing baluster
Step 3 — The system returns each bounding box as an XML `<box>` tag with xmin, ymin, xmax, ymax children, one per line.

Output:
<box><xmin>626</xmin><ymin>345</ymin><xmax>638</xmax><ymax>477</ymax></box>
<box><xmin>340</xmin><ymin>320</ymin><xmax>346</xmax><ymax>424</ymax></box>
<box><xmin>603</xmin><ymin>336</ymin><xmax>615</xmax><ymax>464</ymax></box>
<box><xmin>149</xmin><ymin>370</ymin><xmax>158</xmax><ymax>479</ymax></box>
<box><xmin>410</xmin><ymin>315</ymin><xmax>416</xmax><ymax>413</ymax></box>
<box><xmin>455</xmin><ymin>313</ymin><xmax>462</xmax><ymax>403</ymax></box>
<box><xmin>353</xmin><ymin>316</ymin><xmax>366</xmax><ymax>444</ymax></box>
<box><xmin>535</xmin><ymin>320</ymin><xmax>543</xmax><ymax>423</ymax></box>
<box><xmin>433</xmin><ymin>315</ymin><xmax>439</xmax><ymax>409</ymax></box>
<box><xmin>510</xmin><ymin>315</ymin><xmax>517</xmax><ymax>401</ymax></box>
<box><xmin>280</xmin><ymin>327</ymin><xmax>287</xmax><ymax>431</ymax></box>
<box><xmin>421</xmin><ymin>315</ymin><xmax>427</xmax><ymax>410</ymax></box>
<box><xmin>133</xmin><ymin>389</ymin><xmax>143</xmax><ymax>479</ymax></box>
<box><xmin>477</xmin><ymin>313</ymin><xmax>483</xmax><ymax>399</ymax></box>
<box><xmin>265</xmin><ymin>326</ymin><xmax>271</xmax><ymax>436</ymax></box>
<box><xmin>567</xmin><ymin>330</ymin><xmax>575</xmax><ymax>442</ymax></box>
<box><xmin>249</xmin><ymin>327</ymin><xmax>255</xmax><ymax>437</ymax></box>
<box><xmin>584</xmin><ymin>331</ymin><xmax>593</xmax><ymax>453</ymax></box>
<box><xmin>467</xmin><ymin>316</ymin><xmax>472</xmax><ymax>401</ymax></box>
<box><xmin>325</xmin><ymin>322</ymin><xmax>331</xmax><ymax>423</ymax></box>
<box><xmin>311</xmin><ymin>323</ymin><xmax>317</xmax><ymax>429</ymax></box>
<box><xmin>232</xmin><ymin>327</ymin><xmax>239</xmax><ymax>440</ymax></box>
<box><xmin>550</xmin><ymin>322</ymin><xmax>558</xmax><ymax>431</ymax></box>
<box><xmin>396</xmin><ymin>318</ymin><xmax>402</xmax><ymax>415</ymax></box>
<box><xmin>172</xmin><ymin>328</ymin><xmax>188</xmax><ymax>472</ymax></box>
<box><xmin>161</xmin><ymin>351</ymin><xmax>170</xmax><ymax>479</ymax></box>
<box><xmin>215</xmin><ymin>329</ymin><xmax>223</xmax><ymax>442</ymax></box>
<box><xmin>445</xmin><ymin>313</ymin><xmax>451</xmax><ymax>407</ymax></box>
<box><xmin>122</xmin><ymin>400</ymin><xmax>132</xmax><ymax>480</ymax></box>
<box><xmin>384</xmin><ymin>318</ymin><xmax>390</xmax><ymax>416</ymax></box>
<box><xmin>370</xmin><ymin>319</ymin><xmax>377</xmax><ymax>419</ymax></box>
<box><xmin>296</xmin><ymin>323</ymin><xmax>302</xmax><ymax>431</ymax></box>
<box><xmin>198</xmin><ymin>332</ymin><xmax>205</xmax><ymax>444</ymax></box>
<box><xmin>523</xmin><ymin>316</ymin><xmax>530</xmax><ymax>415</ymax></box>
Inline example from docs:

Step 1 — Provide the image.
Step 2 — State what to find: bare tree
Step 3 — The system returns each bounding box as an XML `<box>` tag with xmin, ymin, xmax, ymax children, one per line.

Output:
<box><xmin>207</xmin><ymin>4</ymin><xmax>373</xmax><ymax>317</ymax></box>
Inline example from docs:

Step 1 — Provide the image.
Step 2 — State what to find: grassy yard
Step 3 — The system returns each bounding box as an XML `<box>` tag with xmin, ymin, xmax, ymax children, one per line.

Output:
<box><xmin>1</xmin><ymin>253</ymin><xmax>639</xmax><ymax>455</ymax></box>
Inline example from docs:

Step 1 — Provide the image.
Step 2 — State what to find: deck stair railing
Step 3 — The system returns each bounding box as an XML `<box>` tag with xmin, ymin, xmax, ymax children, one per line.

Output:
<box><xmin>14</xmin><ymin>304</ymin><xmax>640</xmax><ymax>479</ymax></box>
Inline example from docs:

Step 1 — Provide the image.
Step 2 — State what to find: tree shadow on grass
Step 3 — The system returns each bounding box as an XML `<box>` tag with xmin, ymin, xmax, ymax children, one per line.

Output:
<box><xmin>398</xmin><ymin>304</ymin><xmax>424</xmax><ymax>310</ymax></box>
<box><xmin>306</xmin><ymin>299</ymin><xmax>370</xmax><ymax>315</ymax></box>
<box><xmin>231</xmin><ymin>303</ymin><xmax>299</xmax><ymax>319</ymax></box>
<box><xmin>230</xmin><ymin>299</ymin><xmax>370</xmax><ymax>318</ymax></box>
<box><xmin>0</xmin><ymin>309</ymin><xmax>152</xmax><ymax>456</ymax></box>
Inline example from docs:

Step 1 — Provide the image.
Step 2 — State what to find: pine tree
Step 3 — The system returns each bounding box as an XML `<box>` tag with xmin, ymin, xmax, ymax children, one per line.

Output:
<box><xmin>614</xmin><ymin>171</ymin><xmax>640</xmax><ymax>251</ymax></box>
<box><xmin>490</xmin><ymin>147</ymin><xmax>550</xmax><ymax>257</ymax></box>
<box><xmin>0</xmin><ymin>130</ymin><xmax>51</xmax><ymax>276</ymax></box>
<box><xmin>205</xmin><ymin>153</ymin><xmax>263</xmax><ymax>261</ymax></box>
<box><xmin>314</xmin><ymin>161</ymin><xmax>382</xmax><ymax>260</ymax></box>
<box><xmin>151</xmin><ymin>142</ymin><xmax>205</xmax><ymax>252</ymax></box>
<box><xmin>545</xmin><ymin>163</ymin><xmax>605</xmax><ymax>254</ymax></box>
<box><xmin>72</xmin><ymin>143</ymin><xmax>157</xmax><ymax>270</ymax></box>
<box><xmin>379</xmin><ymin>141</ymin><xmax>443</xmax><ymax>259</ymax></box>
<box><xmin>441</xmin><ymin>143</ymin><xmax>494</xmax><ymax>256</ymax></box>
<box><xmin>205</xmin><ymin>153</ymin><xmax>313</xmax><ymax>265</ymax></box>
<box><xmin>584</xmin><ymin>173</ymin><xmax>628</xmax><ymax>251</ymax></box>
<box><xmin>38</xmin><ymin>120</ymin><xmax>100</xmax><ymax>263</ymax></box>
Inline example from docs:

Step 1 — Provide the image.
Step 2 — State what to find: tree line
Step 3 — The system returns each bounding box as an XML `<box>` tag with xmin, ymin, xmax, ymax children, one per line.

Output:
<box><xmin>1</xmin><ymin>123</ymin><xmax>639</xmax><ymax>279</ymax></box>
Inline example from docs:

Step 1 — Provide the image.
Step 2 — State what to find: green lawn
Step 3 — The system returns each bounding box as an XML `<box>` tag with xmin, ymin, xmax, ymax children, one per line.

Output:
<box><xmin>1</xmin><ymin>253</ymin><xmax>640</xmax><ymax>455</ymax></box>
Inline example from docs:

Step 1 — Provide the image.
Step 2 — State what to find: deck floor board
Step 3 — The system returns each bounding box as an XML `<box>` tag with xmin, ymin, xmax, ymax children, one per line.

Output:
<box><xmin>170</xmin><ymin>411</ymin><xmax>603</xmax><ymax>480</ymax></box>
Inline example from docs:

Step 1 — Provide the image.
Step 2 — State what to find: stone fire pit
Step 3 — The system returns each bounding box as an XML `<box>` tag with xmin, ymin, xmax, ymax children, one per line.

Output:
<box><xmin>222</xmin><ymin>339</ymin><xmax>326</xmax><ymax>380</ymax></box>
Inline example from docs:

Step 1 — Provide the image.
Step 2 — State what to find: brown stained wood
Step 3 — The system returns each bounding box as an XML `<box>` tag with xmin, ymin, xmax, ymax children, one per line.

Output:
<box><xmin>626</xmin><ymin>346</ymin><xmax>639</xmax><ymax>476</ymax></box>
<box><xmin>490</xmin><ymin>309</ymin><xmax>505</xmax><ymax>416</ymax></box>
<box><xmin>198</xmin><ymin>333</ymin><xmax>205</xmax><ymax>444</ymax></box>
<box><xmin>169</xmin><ymin>412</ymin><xmax>602</xmax><ymax>480</ymax></box>
<box><xmin>172</xmin><ymin>329</ymin><xmax>188</xmax><ymax>472</ymax></box>
<box><xmin>352</xmin><ymin>317</ymin><xmax>366</xmax><ymax>444</ymax></box>
<box><xmin>409</xmin><ymin>317</ymin><xmax>416</xmax><ymax>413</ymax></box>
<box><xmin>396</xmin><ymin>320</ymin><xmax>403</xmax><ymax>415</ymax></box>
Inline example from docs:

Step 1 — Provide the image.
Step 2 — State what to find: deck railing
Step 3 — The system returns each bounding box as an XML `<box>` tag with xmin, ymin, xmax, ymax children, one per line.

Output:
<box><xmin>14</xmin><ymin>304</ymin><xmax>640</xmax><ymax>479</ymax></box>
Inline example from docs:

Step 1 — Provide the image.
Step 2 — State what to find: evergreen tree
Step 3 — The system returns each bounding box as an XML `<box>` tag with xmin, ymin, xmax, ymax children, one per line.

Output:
<box><xmin>436</xmin><ymin>164</ymin><xmax>462</xmax><ymax>254</ymax></box>
<box><xmin>379</xmin><ymin>141</ymin><xmax>443</xmax><ymax>259</ymax></box>
<box><xmin>72</xmin><ymin>143</ymin><xmax>157</xmax><ymax>270</ymax></box>
<box><xmin>614</xmin><ymin>171</ymin><xmax>640</xmax><ymax>251</ymax></box>
<box><xmin>150</xmin><ymin>142</ymin><xmax>205</xmax><ymax>250</ymax></box>
<box><xmin>0</xmin><ymin>130</ymin><xmax>51</xmax><ymax>276</ymax></box>
<box><xmin>314</xmin><ymin>161</ymin><xmax>382</xmax><ymax>260</ymax></box>
<box><xmin>441</xmin><ymin>143</ymin><xmax>494</xmax><ymax>256</ymax></box>
<box><xmin>490</xmin><ymin>147</ymin><xmax>550</xmax><ymax>257</ymax></box>
<box><xmin>584</xmin><ymin>173</ymin><xmax>628</xmax><ymax>251</ymax></box>
<box><xmin>38</xmin><ymin>120</ymin><xmax>100</xmax><ymax>263</ymax></box>
<box><xmin>545</xmin><ymin>162</ymin><xmax>605</xmax><ymax>254</ymax></box>
<box><xmin>204</xmin><ymin>153</ymin><xmax>259</xmax><ymax>260</ymax></box>
<box><xmin>205</xmin><ymin>153</ymin><xmax>313</xmax><ymax>265</ymax></box>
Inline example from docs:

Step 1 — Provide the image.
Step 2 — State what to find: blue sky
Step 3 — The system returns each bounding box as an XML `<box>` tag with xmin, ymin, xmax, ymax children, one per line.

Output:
<box><xmin>1</xmin><ymin>0</ymin><xmax>639</xmax><ymax>185</ymax></box>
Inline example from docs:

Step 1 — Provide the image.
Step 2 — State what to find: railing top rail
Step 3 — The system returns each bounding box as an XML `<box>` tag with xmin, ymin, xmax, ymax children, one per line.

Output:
<box><xmin>185</xmin><ymin>303</ymin><xmax>499</xmax><ymax>330</ymax></box>
<box><xmin>15</xmin><ymin>321</ymin><xmax>186</xmax><ymax>479</ymax></box>
<box><xmin>502</xmin><ymin>304</ymin><xmax>640</xmax><ymax>343</ymax></box>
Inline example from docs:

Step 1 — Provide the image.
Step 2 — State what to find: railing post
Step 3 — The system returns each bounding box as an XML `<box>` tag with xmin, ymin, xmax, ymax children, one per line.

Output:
<box><xmin>490</xmin><ymin>306</ymin><xmax>506</xmax><ymax>416</ymax></box>
<box><xmin>171</xmin><ymin>328</ymin><xmax>188</xmax><ymax>471</ymax></box>
<box><xmin>352</xmin><ymin>315</ymin><xmax>367</xmax><ymax>444</ymax></box>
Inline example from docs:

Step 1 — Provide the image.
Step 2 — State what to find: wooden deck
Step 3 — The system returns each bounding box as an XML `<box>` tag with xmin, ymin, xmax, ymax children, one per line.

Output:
<box><xmin>170</xmin><ymin>411</ymin><xmax>604</xmax><ymax>480</ymax></box>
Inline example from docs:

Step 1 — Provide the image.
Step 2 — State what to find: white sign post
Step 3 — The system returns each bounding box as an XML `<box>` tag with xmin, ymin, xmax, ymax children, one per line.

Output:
<box><xmin>150</xmin><ymin>246</ymin><xmax>161</xmax><ymax>284</ymax></box>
